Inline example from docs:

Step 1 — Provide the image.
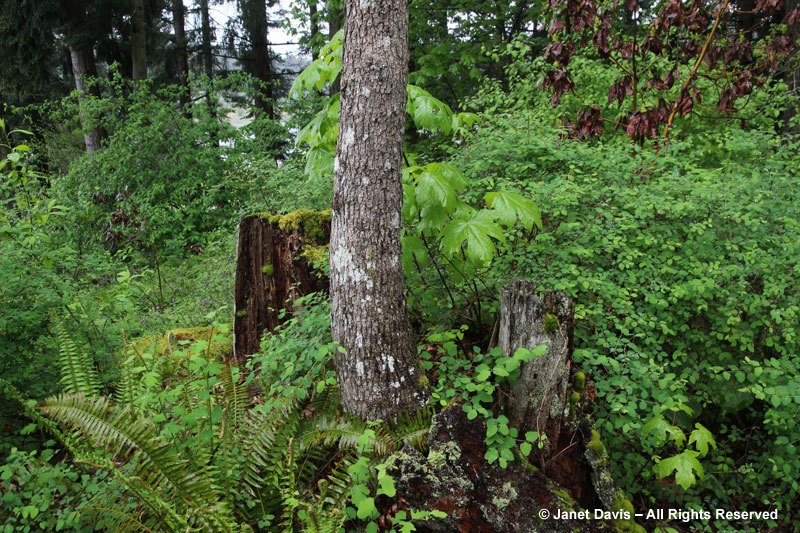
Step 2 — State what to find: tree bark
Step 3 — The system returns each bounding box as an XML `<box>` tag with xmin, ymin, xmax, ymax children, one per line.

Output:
<box><xmin>69</xmin><ymin>47</ymin><xmax>107</xmax><ymax>153</ymax></box>
<box><xmin>782</xmin><ymin>0</ymin><xmax>800</xmax><ymax>134</ymax></box>
<box><xmin>500</xmin><ymin>280</ymin><xmax>574</xmax><ymax>461</ymax></box>
<box><xmin>172</xmin><ymin>0</ymin><xmax>190</xmax><ymax>110</ymax></box>
<box><xmin>242</xmin><ymin>0</ymin><xmax>274</xmax><ymax>118</ymax></box>
<box><xmin>330</xmin><ymin>0</ymin><xmax>424</xmax><ymax>420</ymax></box>
<box><xmin>309</xmin><ymin>0</ymin><xmax>319</xmax><ymax>60</ymax></box>
<box><xmin>233</xmin><ymin>212</ymin><xmax>330</xmax><ymax>359</ymax></box>
<box><xmin>131</xmin><ymin>0</ymin><xmax>147</xmax><ymax>81</ymax></box>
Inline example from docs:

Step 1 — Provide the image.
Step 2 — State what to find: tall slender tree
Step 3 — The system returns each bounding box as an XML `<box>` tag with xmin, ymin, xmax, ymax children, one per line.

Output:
<box><xmin>64</xmin><ymin>0</ymin><xmax>107</xmax><ymax>153</ymax></box>
<box><xmin>131</xmin><ymin>0</ymin><xmax>148</xmax><ymax>81</ymax></box>
<box><xmin>172</xmin><ymin>0</ymin><xmax>190</xmax><ymax>109</ymax></box>
<box><xmin>330</xmin><ymin>0</ymin><xmax>425</xmax><ymax>420</ymax></box>
<box><xmin>241</xmin><ymin>0</ymin><xmax>275</xmax><ymax>117</ymax></box>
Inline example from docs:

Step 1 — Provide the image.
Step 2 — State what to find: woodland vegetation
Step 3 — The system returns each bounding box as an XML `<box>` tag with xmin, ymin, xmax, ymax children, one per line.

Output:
<box><xmin>1</xmin><ymin>0</ymin><xmax>799</xmax><ymax>531</ymax></box>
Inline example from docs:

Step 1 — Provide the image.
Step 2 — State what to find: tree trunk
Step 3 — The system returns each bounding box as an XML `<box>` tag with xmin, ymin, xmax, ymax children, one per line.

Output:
<box><xmin>131</xmin><ymin>0</ymin><xmax>147</xmax><ymax>81</ymax></box>
<box><xmin>199</xmin><ymin>0</ymin><xmax>214</xmax><ymax>79</ymax></box>
<box><xmin>782</xmin><ymin>0</ymin><xmax>799</xmax><ymax>134</ymax></box>
<box><xmin>172</xmin><ymin>0</ymin><xmax>190</xmax><ymax>110</ymax></box>
<box><xmin>309</xmin><ymin>0</ymin><xmax>319</xmax><ymax>60</ymax></box>
<box><xmin>327</xmin><ymin>0</ymin><xmax>342</xmax><ymax>94</ymax></box>
<box><xmin>330</xmin><ymin>0</ymin><xmax>424</xmax><ymax>420</ymax></box>
<box><xmin>233</xmin><ymin>212</ymin><xmax>330</xmax><ymax>359</ymax></box>
<box><xmin>500</xmin><ymin>281</ymin><xmax>574</xmax><ymax>461</ymax></box>
<box><xmin>69</xmin><ymin>47</ymin><xmax>107</xmax><ymax>153</ymax></box>
<box><xmin>243</xmin><ymin>0</ymin><xmax>274</xmax><ymax>118</ymax></box>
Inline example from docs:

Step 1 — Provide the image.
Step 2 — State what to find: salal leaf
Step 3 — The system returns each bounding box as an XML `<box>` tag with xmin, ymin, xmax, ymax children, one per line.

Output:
<box><xmin>485</xmin><ymin>191</ymin><xmax>542</xmax><ymax>230</ymax></box>
<box><xmin>656</xmin><ymin>450</ymin><xmax>703</xmax><ymax>490</ymax></box>
<box><xmin>440</xmin><ymin>210</ymin><xmax>505</xmax><ymax>265</ymax></box>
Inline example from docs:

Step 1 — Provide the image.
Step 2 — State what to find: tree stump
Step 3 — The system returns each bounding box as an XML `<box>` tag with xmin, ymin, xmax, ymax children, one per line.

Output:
<box><xmin>233</xmin><ymin>210</ymin><xmax>330</xmax><ymax>359</ymax></box>
<box><xmin>500</xmin><ymin>280</ymin><xmax>574</xmax><ymax>462</ymax></box>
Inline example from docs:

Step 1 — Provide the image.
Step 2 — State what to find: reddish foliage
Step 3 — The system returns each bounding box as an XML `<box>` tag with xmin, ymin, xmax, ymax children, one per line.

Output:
<box><xmin>539</xmin><ymin>0</ymin><xmax>798</xmax><ymax>142</ymax></box>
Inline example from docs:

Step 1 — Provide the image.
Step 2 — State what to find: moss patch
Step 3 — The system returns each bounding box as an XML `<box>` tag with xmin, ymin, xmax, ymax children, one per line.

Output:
<box><xmin>612</xmin><ymin>490</ymin><xmax>646</xmax><ymax>533</ymax></box>
<box><xmin>587</xmin><ymin>429</ymin><xmax>608</xmax><ymax>467</ymax></box>
<box><xmin>130</xmin><ymin>326</ymin><xmax>232</xmax><ymax>360</ymax></box>
<box><xmin>544</xmin><ymin>313</ymin><xmax>559</xmax><ymax>333</ymax></box>
<box><xmin>261</xmin><ymin>263</ymin><xmax>274</xmax><ymax>276</ymax></box>
<box><xmin>572</xmin><ymin>371</ymin><xmax>585</xmax><ymax>392</ymax></box>
<box><xmin>299</xmin><ymin>244</ymin><xmax>329</xmax><ymax>265</ymax></box>
<box><xmin>257</xmin><ymin>209</ymin><xmax>331</xmax><ymax>242</ymax></box>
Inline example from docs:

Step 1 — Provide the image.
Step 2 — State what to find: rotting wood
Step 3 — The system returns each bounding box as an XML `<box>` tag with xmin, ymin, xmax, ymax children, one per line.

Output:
<box><xmin>233</xmin><ymin>210</ymin><xmax>330</xmax><ymax>359</ymax></box>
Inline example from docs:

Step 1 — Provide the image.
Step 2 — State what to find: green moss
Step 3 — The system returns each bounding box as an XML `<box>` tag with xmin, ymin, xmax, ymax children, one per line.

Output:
<box><xmin>612</xmin><ymin>490</ymin><xmax>646</xmax><ymax>533</ymax></box>
<box><xmin>568</xmin><ymin>392</ymin><xmax>580</xmax><ymax>407</ymax></box>
<box><xmin>549</xmin><ymin>486</ymin><xmax>578</xmax><ymax>510</ymax></box>
<box><xmin>572</xmin><ymin>371</ymin><xmax>585</xmax><ymax>392</ymax></box>
<box><xmin>299</xmin><ymin>244</ymin><xmax>329</xmax><ymax>265</ymax></box>
<box><xmin>131</xmin><ymin>326</ymin><xmax>232</xmax><ymax>360</ymax></box>
<box><xmin>587</xmin><ymin>429</ymin><xmax>608</xmax><ymax>467</ymax></box>
<box><xmin>261</xmin><ymin>264</ymin><xmax>274</xmax><ymax>276</ymax></box>
<box><xmin>257</xmin><ymin>209</ymin><xmax>332</xmax><ymax>242</ymax></box>
<box><xmin>236</xmin><ymin>310</ymin><xmax>248</xmax><ymax>318</ymax></box>
<box><xmin>544</xmin><ymin>312</ymin><xmax>559</xmax><ymax>333</ymax></box>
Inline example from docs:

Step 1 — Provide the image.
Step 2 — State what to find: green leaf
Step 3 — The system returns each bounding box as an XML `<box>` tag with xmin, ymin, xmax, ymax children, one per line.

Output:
<box><xmin>484</xmin><ymin>191</ymin><xmax>543</xmax><ymax>230</ymax></box>
<box><xmin>520</xmin><ymin>442</ymin><xmax>532</xmax><ymax>456</ymax></box>
<box><xmin>688</xmin><ymin>423</ymin><xmax>716</xmax><ymax>457</ymax></box>
<box><xmin>485</xmin><ymin>447</ymin><xmax>499</xmax><ymax>463</ymax></box>
<box><xmin>413</xmin><ymin>162</ymin><xmax>465</xmax><ymax>211</ymax></box>
<box><xmin>401</xmin><ymin>235</ymin><xmax>428</xmax><ymax>273</ymax></box>
<box><xmin>656</xmin><ymin>450</ymin><xmax>704</xmax><ymax>490</ymax></box>
<box><xmin>440</xmin><ymin>210</ymin><xmax>505</xmax><ymax>265</ymax></box>
<box><xmin>407</xmin><ymin>85</ymin><xmax>453</xmax><ymax>134</ymax></box>
<box><xmin>356</xmin><ymin>496</ymin><xmax>376</xmax><ymax>519</ymax></box>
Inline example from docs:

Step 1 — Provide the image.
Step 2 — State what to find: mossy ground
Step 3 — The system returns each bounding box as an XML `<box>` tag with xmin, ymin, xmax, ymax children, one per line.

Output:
<box><xmin>129</xmin><ymin>326</ymin><xmax>232</xmax><ymax>359</ymax></box>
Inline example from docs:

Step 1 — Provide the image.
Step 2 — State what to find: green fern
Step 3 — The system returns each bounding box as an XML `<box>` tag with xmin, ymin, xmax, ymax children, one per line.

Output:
<box><xmin>52</xmin><ymin>316</ymin><xmax>100</xmax><ymax>396</ymax></box>
<box><xmin>38</xmin><ymin>393</ymin><xmax>240</xmax><ymax>531</ymax></box>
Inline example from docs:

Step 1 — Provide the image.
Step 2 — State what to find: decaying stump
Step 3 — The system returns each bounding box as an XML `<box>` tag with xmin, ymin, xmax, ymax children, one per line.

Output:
<box><xmin>391</xmin><ymin>405</ymin><xmax>629</xmax><ymax>532</ymax></box>
<box><xmin>390</xmin><ymin>280</ymin><xmax>645</xmax><ymax>532</ymax></box>
<box><xmin>233</xmin><ymin>210</ymin><xmax>330</xmax><ymax>359</ymax></box>
<box><xmin>500</xmin><ymin>280</ymin><xmax>574</xmax><ymax>463</ymax></box>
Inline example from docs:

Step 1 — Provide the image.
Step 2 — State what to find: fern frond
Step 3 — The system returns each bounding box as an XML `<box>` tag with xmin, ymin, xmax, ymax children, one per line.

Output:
<box><xmin>388</xmin><ymin>404</ymin><xmax>437</xmax><ymax>453</ymax></box>
<box><xmin>296</xmin><ymin>414</ymin><xmax>397</xmax><ymax>457</ymax></box>
<box><xmin>53</xmin><ymin>317</ymin><xmax>100</xmax><ymax>396</ymax></box>
<box><xmin>81</xmin><ymin>503</ymin><xmax>157</xmax><ymax>532</ymax></box>
<box><xmin>237</xmin><ymin>401</ymin><xmax>302</xmax><ymax>497</ymax></box>
<box><xmin>38</xmin><ymin>393</ymin><xmax>238</xmax><ymax>531</ymax></box>
<box><xmin>219</xmin><ymin>363</ymin><xmax>248</xmax><ymax>429</ymax></box>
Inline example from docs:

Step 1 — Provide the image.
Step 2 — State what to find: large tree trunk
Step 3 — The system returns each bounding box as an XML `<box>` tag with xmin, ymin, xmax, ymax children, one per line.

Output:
<box><xmin>131</xmin><ymin>0</ymin><xmax>147</xmax><ymax>81</ymax></box>
<box><xmin>500</xmin><ymin>281</ymin><xmax>574</xmax><ymax>462</ymax></box>
<box><xmin>69</xmin><ymin>47</ymin><xmax>107</xmax><ymax>153</ymax></box>
<box><xmin>330</xmin><ymin>0</ymin><xmax>424</xmax><ymax>420</ymax></box>
<box><xmin>243</xmin><ymin>0</ymin><xmax>274</xmax><ymax>118</ymax></box>
<box><xmin>172</xmin><ymin>0</ymin><xmax>190</xmax><ymax>110</ymax></box>
<box><xmin>233</xmin><ymin>212</ymin><xmax>330</xmax><ymax>359</ymax></box>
